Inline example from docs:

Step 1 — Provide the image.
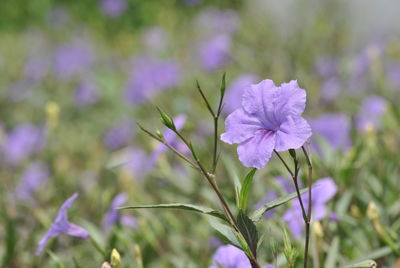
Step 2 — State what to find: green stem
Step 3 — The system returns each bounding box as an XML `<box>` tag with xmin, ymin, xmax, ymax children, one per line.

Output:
<box><xmin>302</xmin><ymin>145</ymin><xmax>313</xmax><ymax>268</ymax></box>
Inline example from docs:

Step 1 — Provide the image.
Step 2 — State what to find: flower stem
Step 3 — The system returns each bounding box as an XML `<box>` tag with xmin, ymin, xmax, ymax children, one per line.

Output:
<box><xmin>301</xmin><ymin>145</ymin><xmax>313</xmax><ymax>268</ymax></box>
<box><xmin>212</xmin><ymin>115</ymin><xmax>219</xmax><ymax>174</ymax></box>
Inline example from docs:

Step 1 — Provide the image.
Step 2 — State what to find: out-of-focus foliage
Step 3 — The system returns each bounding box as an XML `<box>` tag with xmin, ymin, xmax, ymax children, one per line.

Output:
<box><xmin>0</xmin><ymin>0</ymin><xmax>400</xmax><ymax>267</ymax></box>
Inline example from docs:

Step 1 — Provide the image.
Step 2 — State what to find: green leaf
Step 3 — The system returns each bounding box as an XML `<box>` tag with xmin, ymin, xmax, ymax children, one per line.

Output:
<box><xmin>250</xmin><ymin>188</ymin><xmax>308</xmax><ymax>222</ymax></box>
<box><xmin>236</xmin><ymin>211</ymin><xmax>258</xmax><ymax>257</ymax></box>
<box><xmin>324</xmin><ymin>236</ymin><xmax>339</xmax><ymax>268</ymax></box>
<box><xmin>208</xmin><ymin>217</ymin><xmax>241</xmax><ymax>248</ymax></box>
<box><xmin>344</xmin><ymin>260</ymin><xmax>377</xmax><ymax>268</ymax></box>
<box><xmin>119</xmin><ymin>203</ymin><xmax>228</xmax><ymax>222</ymax></box>
<box><xmin>239</xmin><ymin>168</ymin><xmax>257</xmax><ymax>211</ymax></box>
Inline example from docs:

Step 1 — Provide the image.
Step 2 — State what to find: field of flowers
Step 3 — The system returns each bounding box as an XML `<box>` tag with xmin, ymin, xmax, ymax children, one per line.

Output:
<box><xmin>1</xmin><ymin>0</ymin><xmax>400</xmax><ymax>267</ymax></box>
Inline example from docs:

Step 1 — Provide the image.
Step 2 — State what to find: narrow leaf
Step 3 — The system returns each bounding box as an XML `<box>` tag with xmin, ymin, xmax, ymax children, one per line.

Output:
<box><xmin>250</xmin><ymin>188</ymin><xmax>309</xmax><ymax>222</ymax></box>
<box><xmin>120</xmin><ymin>203</ymin><xmax>228</xmax><ymax>222</ymax></box>
<box><xmin>208</xmin><ymin>217</ymin><xmax>241</xmax><ymax>248</ymax></box>
<box><xmin>239</xmin><ymin>168</ymin><xmax>257</xmax><ymax>211</ymax></box>
<box><xmin>237</xmin><ymin>211</ymin><xmax>258</xmax><ymax>258</ymax></box>
<box><xmin>325</xmin><ymin>236</ymin><xmax>339</xmax><ymax>268</ymax></box>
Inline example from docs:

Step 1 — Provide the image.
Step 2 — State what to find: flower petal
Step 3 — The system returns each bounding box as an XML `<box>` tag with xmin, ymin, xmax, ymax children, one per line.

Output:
<box><xmin>221</xmin><ymin>108</ymin><xmax>263</xmax><ymax>144</ymax></box>
<box><xmin>275</xmin><ymin>116</ymin><xmax>312</xmax><ymax>151</ymax></box>
<box><xmin>274</xmin><ymin>80</ymin><xmax>307</xmax><ymax>121</ymax></box>
<box><xmin>237</xmin><ymin>130</ymin><xmax>275</xmax><ymax>169</ymax></box>
<box><xmin>242</xmin><ymin>79</ymin><xmax>276</xmax><ymax>115</ymax></box>
<box><xmin>312</xmin><ymin>177</ymin><xmax>337</xmax><ymax>204</ymax></box>
<box><xmin>65</xmin><ymin>223</ymin><xmax>90</xmax><ymax>238</ymax></box>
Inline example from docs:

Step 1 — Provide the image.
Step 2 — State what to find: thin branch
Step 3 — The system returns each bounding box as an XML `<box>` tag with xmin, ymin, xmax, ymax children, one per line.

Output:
<box><xmin>273</xmin><ymin>150</ymin><xmax>294</xmax><ymax>177</ymax></box>
<box><xmin>196</xmin><ymin>80</ymin><xmax>215</xmax><ymax>117</ymax></box>
<box><xmin>136</xmin><ymin>123</ymin><xmax>200</xmax><ymax>171</ymax></box>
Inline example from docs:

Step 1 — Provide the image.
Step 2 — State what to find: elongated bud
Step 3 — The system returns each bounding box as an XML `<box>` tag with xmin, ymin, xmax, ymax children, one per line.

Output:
<box><xmin>220</xmin><ymin>72</ymin><xmax>226</xmax><ymax>97</ymax></box>
<box><xmin>156</xmin><ymin>130</ymin><xmax>164</xmax><ymax>139</ymax></box>
<box><xmin>134</xmin><ymin>244</ymin><xmax>144</xmax><ymax>268</ymax></box>
<box><xmin>313</xmin><ymin>221</ymin><xmax>323</xmax><ymax>238</ymax></box>
<box><xmin>111</xmin><ymin>249</ymin><xmax>121</xmax><ymax>268</ymax></box>
<box><xmin>289</xmin><ymin>149</ymin><xmax>297</xmax><ymax>159</ymax></box>
<box><xmin>45</xmin><ymin>101</ymin><xmax>60</xmax><ymax>129</ymax></box>
<box><xmin>156</xmin><ymin>107</ymin><xmax>176</xmax><ymax>131</ymax></box>
<box><xmin>367</xmin><ymin>202</ymin><xmax>379</xmax><ymax>220</ymax></box>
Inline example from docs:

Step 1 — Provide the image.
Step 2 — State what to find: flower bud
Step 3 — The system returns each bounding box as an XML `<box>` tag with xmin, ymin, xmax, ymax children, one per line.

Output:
<box><xmin>367</xmin><ymin>202</ymin><xmax>379</xmax><ymax>220</ymax></box>
<box><xmin>156</xmin><ymin>107</ymin><xmax>176</xmax><ymax>131</ymax></box>
<box><xmin>111</xmin><ymin>248</ymin><xmax>121</xmax><ymax>268</ymax></box>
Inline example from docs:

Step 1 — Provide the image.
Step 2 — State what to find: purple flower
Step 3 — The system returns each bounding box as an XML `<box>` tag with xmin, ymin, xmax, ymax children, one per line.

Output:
<box><xmin>7</xmin><ymin>79</ymin><xmax>36</xmax><ymax>102</ymax></box>
<box><xmin>310</xmin><ymin>113</ymin><xmax>351</xmax><ymax>151</ymax></box>
<box><xmin>319</xmin><ymin>77</ymin><xmax>342</xmax><ymax>102</ymax></box>
<box><xmin>283</xmin><ymin>177</ymin><xmax>337</xmax><ymax>238</ymax></box>
<box><xmin>221</xmin><ymin>79</ymin><xmax>312</xmax><ymax>169</ymax></box>
<box><xmin>124</xmin><ymin>56</ymin><xmax>181</xmax><ymax>104</ymax></box>
<box><xmin>24</xmin><ymin>56</ymin><xmax>50</xmax><ymax>82</ymax></box>
<box><xmin>100</xmin><ymin>0</ymin><xmax>127</xmax><ymax>18</ymax></box>
<box><xmin>356</xmin><ymin>96</ymin><xmax>387</xmax><ymax>132</ymax></box>
<box><xmin>209</xmin><ymin>245</ymin><xmax>251</xmax><ymax>268</ymax></box>
<box><xmin>16</xmin><ymin>161</ymin><xmax>49</xmax><ymax>201</ymax></box>
<box><xmin>74</xmin><ymin>80</ymin><xmax>99</xmax><ymax>108</ymax></box>
<box><xmin>102</xmin><ymin>193</ymin><xmax>137</xmax><ymax>231</ymax></box>
<box><xmin>103</xmin><ymin>120</ymin><xmax>135</xmax><ymax>150</ymax></box>
<box><xmin>123</xmin><ymin>148</ymin><xmax>153</xmax><ymax>179</ymax></box>
<box><xmin>314</xmin><ymin>56</ymin><xmax>338</xmax><ymax>78</ymax></box>
<box><xmin>210</xmin><ymin>245</ymin><xmax>272</xmax><ymax>268</ymax></box>
<box><xmin>386</xmin><ymin>63</ymin><xmax>400</xmax><ymax>90</ymax></box>
<box><xmin>198</xmin><ymin>34</ymin><xmax>231</xmax><ymax>72</ymax></box>
<box><xmin>224</xmin><ymin>74</ymin><xmax>258</xmax><ymax>115</ymax></box>
<box><xmin>53</xmin><ymin>39</ymin><xmax>95</xmax><ymax>80</ymax></box>
<box><xmin>36</xmin><ymin>193</ymin><xmax>89</xmax><ymax>255</ymax></box>
<box><xmin>3</xmin><ymin>124</ymin><xmax>46</xmax><ymax>165</ymax></box>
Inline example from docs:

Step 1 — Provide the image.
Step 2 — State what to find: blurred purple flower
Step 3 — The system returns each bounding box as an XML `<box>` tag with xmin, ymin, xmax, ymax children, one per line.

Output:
<box><xmin>123</xmin><ymin>148</ymin><xmax>153</xmax><ymax>179</ymax></box>
<box><xmin>283</xmin><ymin>177</ymin><xmax>337</xmax><ymax>238</ymax></box>
<box><xmin>314</xmin><ymin>56</ymin><xmax>338</xmax><ymax>78</ymax></box>
<box><xmin>36</xmin><ymin>193</ymin><xmax>89</xmax><ymax>255</ymax></box>
<box><xmin>198</xmin><ymin>34</ymin><xmax>231</xmax><ymax>72</ymax></box>
<box><xmin>210</xmin><ymin>245</ymin><xmax>272</xmax><ymax>268</ymax></box>
<box><xmin>7</xmin><ymin>79</ymin><xmax>36</xmax><ymax>102</ymax></box>
<box><xmin>356</xmin><ymin>96</ymin><xmax>387</xmax><ymax>132</ymax></box>
<box><xmin>24</xmin><ymin>56</ymin><xmax>50</xmax><ymax>82</ymax></box>
<box><xmin>209</xmin><ymin>245</ymin><xmax>251</xmax><ymax>268</ymax></box>
<box><xmin>125</xmin><ymin>56</ymin><xmax>181</xmax><ymax>104</ymax></box>
<box><xmin>16</xmin><ymin>161</ymin><xmax>49</xmax><ymax>201</ymax></box>
<box><xmin>221</xmin><ymin>80</ymin><xmax>312</xmax><ymax>169</ymax></box>
<box><xmin>101</xmin><ymin>0</ymin><xmax>127</xmax><ymax>18</ymax></box>
<box><xmin>103</xmin><ymin>120</ymin><xmax>135</xmax><ymax>150</ymax></box>
<box><xmin>196</xmin><ymin>8</ymin><xmax>240</xmax><ymax>34</ymax></box>
<box><xmin>102</xmin><ymin>193</ymin><xmax>137</xmax><ymax>231</ymax></box>
<box><xmin>310</xmin><ymin>113</ymin><xmax>351</xmax><ymax>151</ymax></box>
<box><xmin>142</xmin><ymin>27</ymin><xmax>168</xmax><ymax>51</ymax></box>
<box><xmin>53</xmin><ymin>39</ymin><xmax>96</xmax><ymax>80</ymax></box>
<box><xmin>74</xmin><ymin>80</ymin><xmax>99</xmax><ymax>108</ymax></box>
<box><xmin>223</xmin><ymin>74</ymin><xmax>258</xmax><ymax>115</ymax></box>
<box><xmin>386</xmin><ymin>63</ymin><xmax>400</xmax><ymax>90</ymax></box>
<box><xmin>3</xmin><ymin>124</ymin><xmax>46</xmax><ymax>165</ymax></box>
<box><xmin>319</xmin><ymin>77</ymin><xmax>342</xmax><ymax>102</ymax></box>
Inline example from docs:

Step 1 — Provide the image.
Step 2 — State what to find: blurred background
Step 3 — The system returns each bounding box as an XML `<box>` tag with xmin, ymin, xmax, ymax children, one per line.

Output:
<box><xmin>0</xmin><ymin>0</ymin><xmax>400</xmax><ymax>267</ymax></box>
